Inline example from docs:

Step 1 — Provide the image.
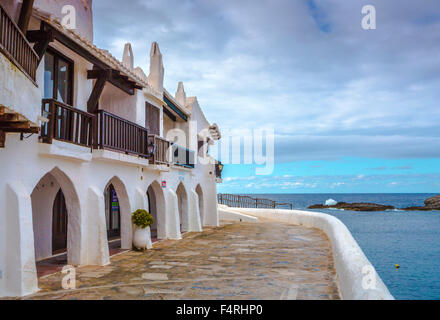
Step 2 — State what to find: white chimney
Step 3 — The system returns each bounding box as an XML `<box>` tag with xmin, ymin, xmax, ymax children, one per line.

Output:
<box><xmin>122</xmin><ymin>43</ymin><xmax>134</xmax><ymax>70</ymax></box>
<box><xmin>147</xmin><ymin>42</ymin><xmax>164</xmax><ymax>93</ymax></box>
<box><xmin>175</xmin><ymin>81</ymin><xmax>186</xmax><ymax>106</ymax></box>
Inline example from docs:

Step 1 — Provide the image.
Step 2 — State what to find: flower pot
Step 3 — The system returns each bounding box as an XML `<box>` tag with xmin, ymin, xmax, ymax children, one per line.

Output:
<box><xmin>133</xmin><ymin>226</ymin><xmax>153</xmax><ymax>250</ymax></box>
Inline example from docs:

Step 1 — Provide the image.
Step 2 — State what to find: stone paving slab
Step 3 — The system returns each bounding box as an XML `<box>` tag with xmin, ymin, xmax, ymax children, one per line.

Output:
<box><xmin>20</xmin><ymin>220</ymin><xmax>341</xmax><ymax>300</ymax></box>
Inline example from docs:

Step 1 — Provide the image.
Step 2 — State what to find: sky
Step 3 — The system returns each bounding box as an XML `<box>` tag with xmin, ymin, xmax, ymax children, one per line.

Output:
<box><xmin>93</xmin><ymin>0</ymin><xmax>440</xmax><ymax>193</ymax></box>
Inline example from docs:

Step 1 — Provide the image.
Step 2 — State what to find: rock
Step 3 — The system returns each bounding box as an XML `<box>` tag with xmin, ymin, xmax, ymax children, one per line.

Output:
<box><xmin>424</xmin><ymin>195</ymin><xmax>440</xmax><ymax>208</ymax></box>
<box><xmin>402</xmin><ymin>195</ymin><xmax>440</xmax><ymax>211</ymax></box>
<box><xmin>308</xmin><ymin>202</ymin><xmax>395</xmax><ymax>212</ymax></box>
<box><xmin>401</xmin><ymin>206</ymin><xmax>435</xmax><ymax>211</ymax></box>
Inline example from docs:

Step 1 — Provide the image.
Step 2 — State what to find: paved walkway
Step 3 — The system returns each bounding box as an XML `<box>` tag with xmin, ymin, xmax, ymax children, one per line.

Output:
<box><xmin>23</xmin><ymin>220</ymin><xmax>340</xmax><ymax>300</ymax></box>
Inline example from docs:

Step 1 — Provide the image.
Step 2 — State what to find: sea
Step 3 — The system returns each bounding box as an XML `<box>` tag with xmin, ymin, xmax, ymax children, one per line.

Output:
<box><xmin>244</xmin><ymin>193</ymin><xmax>440</xmax><ymax>300</ymax></box>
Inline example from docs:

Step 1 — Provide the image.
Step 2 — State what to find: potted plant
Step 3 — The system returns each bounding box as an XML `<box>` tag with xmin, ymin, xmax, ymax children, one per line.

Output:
<box><xmin>132</xmin><ymin>209</ymin><xmax>154</xmax><ymax>250</ymax></box>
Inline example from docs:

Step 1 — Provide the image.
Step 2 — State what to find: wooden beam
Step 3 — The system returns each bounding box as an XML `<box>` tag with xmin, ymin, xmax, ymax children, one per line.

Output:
<box><xmin>27</xmin><ymin>28</ymin><xmax>55</xmax><ymax>61</ymax></box>
<box><xmin>88</xmin><ymin>68</ymin><xmax>136</xmax><ymax>96</ymax></box>
<box><xmin>47</xmin><ymin>22</ymin><xmax>110</xmax><ymax>70</ymax></box>
<box><xmin>0</xmin><ymin>121</ymin><xmax>31</xmax><ymax>130</ymax></box>
<box><xmin>87</xmin><ymin>69</ymin><xmax>112</xmax><ymax>80</ymax></box>
<box><xmin>18</xmin><ymin>0</ymin><xmax>34</xmax><ymax>34</ymax></box>
<box><xmin>0</xmin><ymin>130</ymin><xmax>5</xmax><ymax>148</ymax></box>
<box><xmin>0</xmin><ymin>113</ymin><xmax>19</xmax><ymax>121</ymax></box>
<box><xmin>87</xmin><ymin>76</ymin><xmax>107</xmax><ymax>113</ymax></box>
<box><xmin>2</xmin><ymin>126</ymin><xmax>39</xmax><ymax>134</ymax></box>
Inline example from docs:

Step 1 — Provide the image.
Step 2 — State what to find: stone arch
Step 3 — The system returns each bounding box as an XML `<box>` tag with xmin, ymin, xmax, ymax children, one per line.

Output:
<box><xmin>147</xmin><ymin>181</ymin><xmax>167</xmax><ymax>240</ymax></box>
<box><xmin>104</xmin><ymin>176</ymin><xmax>132</xmax><ymax>250</ymax></box>
<box><xmin>176</xmin><ymin>182</ymin><xmax>189</xmax><ymax>233</ymax></box>
<box><xmin>31</xmin><ymin>167</ymin><xmax>82</xmax><ymax>265</ymax></box>
<box><xmin>195</xmin><ymin>184</ymin><xmax>205</xmax><ymax>226</ymax></box>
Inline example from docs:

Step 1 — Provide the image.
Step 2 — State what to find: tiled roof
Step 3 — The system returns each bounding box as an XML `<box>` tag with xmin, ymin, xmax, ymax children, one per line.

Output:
<box><xmin>32</xmin><ymin>7</ymin><xmax>162</xmax><ymax>99</ymax></box>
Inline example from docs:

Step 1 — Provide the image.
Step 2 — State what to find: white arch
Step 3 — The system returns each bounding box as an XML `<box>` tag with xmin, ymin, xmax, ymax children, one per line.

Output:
<box><xmin>147</xmin><ymin>181</ymin><xmax>167</xmax><ymax>240</ymax></box>
<box><xmin>195</xmin><ymin>184</ymin><xmax>205</xmax><ymax>225</ymax></box>
<box><xmin>176</xmin><ymin>182</ymin><xmax>189</xmax><ymax>232</ymax></box>
<box><xmin>104</xmin><ymin>176</ymin><xmax>132</xmax><ymax>250</ymax></box>
<box><xmin>31</xmin><ymin>167</ymin><xmax>82</xmax><ymax>265</ymax></box>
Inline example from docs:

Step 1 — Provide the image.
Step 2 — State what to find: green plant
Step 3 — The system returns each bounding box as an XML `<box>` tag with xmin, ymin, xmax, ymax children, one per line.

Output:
<box><xmin>132</xmin><ymin>209</ymin><xmax>154</xmax><ymax>229</ymax></box>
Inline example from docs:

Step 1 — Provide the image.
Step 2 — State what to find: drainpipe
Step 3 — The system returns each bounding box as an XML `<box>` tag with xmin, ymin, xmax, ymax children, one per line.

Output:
<box><xmin>18</xmin><ymin>0</ymin><xmax>34</xmax><ymax>34</ymax></box>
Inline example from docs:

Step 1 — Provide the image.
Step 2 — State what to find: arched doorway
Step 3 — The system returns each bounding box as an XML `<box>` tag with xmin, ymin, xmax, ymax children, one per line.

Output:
<box><xmin>104</xmin><ymin>177</ymin><xmax>132</xmax><ymax>250</ymax></box>
<box><xmin>31</xmin><ymin>167</ymin><xmax>81</xmax><ymax>277</ymax></box>
<box><xmin>146</xmin><ymin>181</ymin><xmax>166</xmax><ymax>240</ymax></box>
<box><xmin>176</xmin><ymin>183</ymin><xmax>188</xmax><ymax>233</ymax></box>
<box><xmin>52</xmin><ymin>189</ymin><xmax>68</xmax><ymax>255</ymax></box>
<box><xmin>195</xmin><ymin>184</ymin><xmax>204</xmax><ymax>226</ymax></box>
<box><xmin>104</xmin><ymin>184</ymin><xmax>121</xmax><ymax>242</ymax></box>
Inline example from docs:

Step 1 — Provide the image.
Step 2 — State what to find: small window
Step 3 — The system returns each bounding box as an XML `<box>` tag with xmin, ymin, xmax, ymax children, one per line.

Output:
<box><xmin>44</xmin><ymin>48</ymin><xmax>73</xmax><ymax>105</ymax></box>
<box><xmin>146</xmin><ymin>102</ymin><xmax>160</xmax><ymax>136</ymax></box>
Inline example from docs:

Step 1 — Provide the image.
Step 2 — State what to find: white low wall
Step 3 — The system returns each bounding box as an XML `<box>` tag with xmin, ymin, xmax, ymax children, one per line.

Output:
<box><xmin>219</xmin><ymin>206</ymin><xmax>259</xmax><ymax>223</ymax></box>
<box><xmin>228</xmin><ymin>207</ymin><xmax>394</xmax><ymax>300</ymax></box>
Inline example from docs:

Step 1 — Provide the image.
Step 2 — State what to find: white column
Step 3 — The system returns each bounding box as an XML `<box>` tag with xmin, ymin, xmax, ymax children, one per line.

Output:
<box><xmin>188</xmin><ymin>190</ymin><xmax>202</xmax><ymax>232</ymax></box>
<box><xmin>85</xmin><ymin>187</ymin><xmax>110</xmax><ymax>266</ymax></box>
<box><xmin>0</xmin><ymin>181</ymin><xmax>38</xmax><ymax>298</ymax></box>
<box><xmin>165</xmin><ymin>189</ymin><xmax>182</xmax><ymax>240</ymax></box>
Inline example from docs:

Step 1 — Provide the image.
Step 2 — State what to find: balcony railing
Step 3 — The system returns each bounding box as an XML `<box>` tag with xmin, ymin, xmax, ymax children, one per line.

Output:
<box><xmin>0</xmin><ymin>4</ymin><xmax>39</xmax><ymax>82</ymax></box>
<box><xmin>94</xmin><ymin>110</ymin><xmax>149</xmax><ymax>157</ymax></box>
<box><xmin>41</xmin><ymin>99</ymin><xmax>94</xmax><ymax>147</ymax></box>
<box><xmin>172</xmin><ymin>144</ymin><xmax>195</xmax><ymax>169</ymax></box>
<box><xmin>148</xmin><ymin>134</ymin><xmax>170</xmax><ymax>165</ymax></box>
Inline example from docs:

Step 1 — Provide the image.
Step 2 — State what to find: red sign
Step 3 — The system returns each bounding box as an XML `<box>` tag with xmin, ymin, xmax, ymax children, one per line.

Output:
<box><xmin>162</xmin><ymin>181</ymin><xmax>167</xmax><ymax>188</ymax></box>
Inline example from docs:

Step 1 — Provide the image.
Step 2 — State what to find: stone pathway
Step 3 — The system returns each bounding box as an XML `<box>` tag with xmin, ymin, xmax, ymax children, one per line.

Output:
<box><xmin>22</xmin><ymin>220</ymin><xmax>341</xmax><ymax>300</ymax></box>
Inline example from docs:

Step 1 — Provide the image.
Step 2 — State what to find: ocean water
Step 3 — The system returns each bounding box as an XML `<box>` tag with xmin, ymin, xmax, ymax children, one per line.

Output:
<box><xmin>244</xmin><ymin>193</ymin><xmax>440</xmax><ymax>300</ymax></box>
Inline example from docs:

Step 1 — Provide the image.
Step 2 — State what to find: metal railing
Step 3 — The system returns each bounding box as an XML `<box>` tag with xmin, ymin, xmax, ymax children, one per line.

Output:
<box><xmin>148</xmin><ymin>134</ymin><xmax>170</xmax><ymax>165</ymax></box>
<box><xmin>172</xmin><ymin>143</ymin><xmax>195</xmax><ymax>168</ymax></box>
<box><xmin>0</xmin><ymin>4</ymin><xmax>38</xmax><ymax>81</ymax></box>
<box><xmin>41</xmin><ymin>99</ymin><xmax>94</xmax><ymax>147</ymax></box>
<box><xmin>218</xmin><ymin>194</ymin><xmax>293</xmax><ymax>210</ymax></box>
<box><xmin>94</xmin><ymin>110</ymin><xmax>149</xmax><ymax>157</ymax></box>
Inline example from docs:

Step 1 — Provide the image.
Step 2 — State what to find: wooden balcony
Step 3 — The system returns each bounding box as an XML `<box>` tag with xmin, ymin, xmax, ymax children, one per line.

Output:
<box><xmin>41</xmin><ymin>99</ymin><xmax>94</xmax><ymax>147</ymax></box>
<box><xmin>0</xmin><ymin>4</ymin><xmax>38</xmax><ymax>82</ymax></box>
<box><xmin>148</xmin><ymin>134</ymin><xmax>170</xmax><ymax>165</ymax></box>
<box><xmin>94</xmin><ymin>110</ymin><xmax>149</xmax><ymax>158</ymax></box>
<box><xmin>172</xmin><ymin>144</ymin><xmax>195</xmax><ymax>169</ymax></box>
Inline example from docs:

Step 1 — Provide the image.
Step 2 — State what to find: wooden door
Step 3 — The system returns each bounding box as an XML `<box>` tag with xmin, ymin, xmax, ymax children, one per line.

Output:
<box><xmin>146</xmin><ymin>102</ymin><xmax>160</xmax><ymax>136</ymax></box>
<box><xmin>52</xmin><ymin>189</ymin><xmax>68</xmax><ymax>254</ymax></box>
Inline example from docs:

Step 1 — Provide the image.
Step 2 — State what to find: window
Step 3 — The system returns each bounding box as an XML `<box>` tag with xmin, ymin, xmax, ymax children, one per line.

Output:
<box><xmin>146</xmin><ymin>102</ymin><xmax>160</xmax><ymax>136</ymax></box>
<box><xmin>44</xmin><ymin>48</ymin><xmax>73</xmax><ymax>105</ymax></box>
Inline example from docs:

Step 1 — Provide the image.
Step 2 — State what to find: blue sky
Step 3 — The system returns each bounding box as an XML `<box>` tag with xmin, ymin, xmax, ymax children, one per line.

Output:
<box><xmin>93</xmin><ymin>0</ymin><xmax>440</xmax><ymax>193</ymax></box>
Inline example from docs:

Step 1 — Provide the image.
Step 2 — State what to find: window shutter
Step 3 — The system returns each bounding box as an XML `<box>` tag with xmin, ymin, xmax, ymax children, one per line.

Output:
<box><xmin>146</xmin><ymin>102</ymin><xmax>160</xmax><ymax>136</ymax></box>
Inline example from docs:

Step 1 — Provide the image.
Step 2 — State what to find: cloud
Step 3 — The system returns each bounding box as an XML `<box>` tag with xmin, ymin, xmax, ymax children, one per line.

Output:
<box><xmin>93</xmin><ymin>0</ymin><xmax>440</xmax><ymax>164</ymax></box>
<box><xmin>371</xmin><ymin>166</ymin><xmax>388</xmax><ymax>171</ymax></box>
<box><xmin>392</xmin><ymin>166</ymin><xmax>413</xmax><ymax>170</ymax></box>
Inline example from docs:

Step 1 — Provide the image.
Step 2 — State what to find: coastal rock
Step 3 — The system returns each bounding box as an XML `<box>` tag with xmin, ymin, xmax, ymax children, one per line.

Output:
<box><xmin>308</xmin><ymin>202</ymin><xmax>395</xmax><ymax>212</ymax></box>
<box><xmin>424</xmin><ymin>196</ymin><xmax>440</xmax><ymax>208</ymax></box>
<box><xmin>402</xmin><ymin>195</ymin><xmax>440</xmax><ymax>211</ymax></box>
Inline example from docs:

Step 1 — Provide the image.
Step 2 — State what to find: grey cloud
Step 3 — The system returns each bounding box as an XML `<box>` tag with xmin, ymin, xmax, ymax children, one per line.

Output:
<box><xmin>93</xmin><ymin>0</ymin><xmax>440</xmax><ymax>162</ymax></box>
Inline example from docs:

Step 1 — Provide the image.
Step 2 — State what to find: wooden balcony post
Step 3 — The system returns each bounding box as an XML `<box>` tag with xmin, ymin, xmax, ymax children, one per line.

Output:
<box><xmin>47</xmin><ymin>100</ymin><xmax>55</xmax><ymax>144</ymax></box>
<box><xmin>18</xmin><ymin>0</ymin><xmax>34</xmax><ymax>34</ymax></box>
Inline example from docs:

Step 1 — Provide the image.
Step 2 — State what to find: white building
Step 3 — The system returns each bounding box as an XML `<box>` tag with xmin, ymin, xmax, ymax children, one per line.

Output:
<box><xmin>0</xmin><ymin>0</ymin><xmax>222</xmax><ymax>297</ymax></box>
